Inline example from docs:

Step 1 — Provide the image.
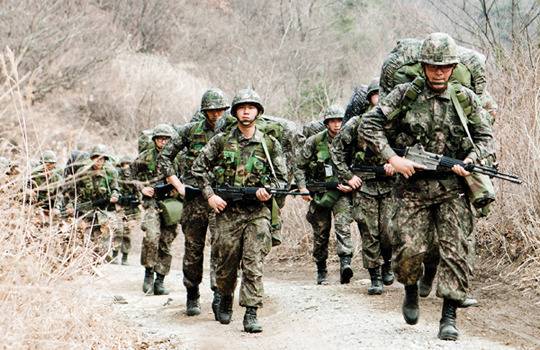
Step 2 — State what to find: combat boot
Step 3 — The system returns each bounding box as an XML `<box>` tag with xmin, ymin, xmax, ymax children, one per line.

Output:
<box><xmin>186</xmin><ymin>287</ymin><xmax>201</xmax><ymax>316</ymax></box>
<box><xmin>121</xmin><ymin>253</ymin><xmax>128</xmax><ymax>266</ymax></box>
<box><xmin>112</xmin><ymin>250</ymin><xmax>119</xmax><ymax>264</ymax></box>
<box><xmin>211</xmin><ymin>291</ymin><xmax>221</xmax><ymax>321</ymax></box>
<box><xmin>243</xmin><ymin>307</ymin><xmax>263</xmax><ymax>333</ymax></box>
<box><xmin>339</xmin><ymin>256</ymin><xmax>353</xmax><ymax>284</ymax></box>
<box><xmin>367</xmin><ymin>267</ymin><xmax>384</xmax><ymax>295</ymax></box>
<box><xmin>402</xmin><ymin>284</ymin><xmax>419</xmax><ymax>325</ymax></box>
<box><xmin>153</xmin><ymin>273</ymin><xmax>169</xmax><ymax>295</ymax></box>
<box><xmin>316</xmin><ymin>261</ymin><xmax>328</xmax><ymax>285</ymax></box>
<box><xmin>419</xmin><ymin>263</ymin><xmax>437</xmax><ymax>297</ymax></box>
<box><xmin>438</xmin><ymin>298</ymin><xmax>459</xmax><ymax>341</ymax></box>
<box><xmin>218</xmin><ymin>294</ymin><xmax>233</xmax><ymax>324</ymax></box>
<box><xmin>381</xmin><ymin>260</ymin><xmax>394</xmax><ymax>286</ymax></box>
<box><xmin>142</xmin><ymin>267</ymin><xmax>154</xmax><ymax>294</ymax></box>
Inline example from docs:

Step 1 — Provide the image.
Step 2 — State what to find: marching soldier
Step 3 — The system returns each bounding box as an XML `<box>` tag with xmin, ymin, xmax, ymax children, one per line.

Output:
<box><xmin>158</xmin><ymin>88</ymin><xmax>229</xmax><ymax>316</ymax></box>
<box><xmin>132</xmin><ymin>124</ymin><xmax>181</xmax><ymax>295</ymax></box>
<box><xmin>191</xmin><ymin>88</ymin><xmax>287</xmax><ymax>333</ymax></box>
<box><xmin>360</xmin><ymin>33</ymin><xmax>494</xmax><ymax>340</ymax></box>
<box><xmin>295</xmin><ymin>105</ymin><xmax>355</xmax><ymax>285</ymax></box>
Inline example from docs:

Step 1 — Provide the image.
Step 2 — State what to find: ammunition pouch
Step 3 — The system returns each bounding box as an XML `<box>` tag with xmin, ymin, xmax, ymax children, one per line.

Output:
<box><xmin>314</xmin><ymin>190</ymin><xmax>340</xmax><ymax>208</ymax></box>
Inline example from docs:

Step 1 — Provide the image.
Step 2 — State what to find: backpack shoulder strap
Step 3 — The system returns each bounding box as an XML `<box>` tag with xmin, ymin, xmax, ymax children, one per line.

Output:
<box><xmin>386</xmin><ymin>76</ymin><xmax>425</xmax><ymax>119</ymax></box>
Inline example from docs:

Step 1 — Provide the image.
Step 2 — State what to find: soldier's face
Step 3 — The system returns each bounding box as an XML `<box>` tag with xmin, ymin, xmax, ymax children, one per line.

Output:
<box><xmin>326</xmin><ymin>119</ymin><xmax>342</xmax><ymax>137</ymax></box>
<box><xmin>369</xmin><ymin>93</ymin><xmax>379</xmax><ymax>106</ymax></box>
<box><xmin>424</xmin><ymin>64</ymin><xmax>455</xmax><ymax>91</ymax></box>
<box><xmin>44</xmin><ymin>162</ymin><xmax>56</xmax><ymax>172</ymax></box>
<box><xmin>205</xmin><ymin>109</ymin><xmax>225</xmax><ymax>125</ymax></box>
<box><xmin>92</xmin><ymin>156</ymin><xmax>105</xmax><ymax>170</ymax></box>
<box><xmin>154</xmin><ymin>137</ymin><xmax>170</xmax><ymax>150</ymax></box>
<box><xmin>236</xmin><ymin>104</ymin><xmax>258</xmax><ymax>126</ymax></box>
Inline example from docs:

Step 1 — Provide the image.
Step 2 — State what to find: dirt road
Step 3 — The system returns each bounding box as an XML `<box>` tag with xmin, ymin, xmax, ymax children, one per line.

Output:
<box><xmin>85</xmin><ymin>258</ymin><xmax>528</xmax><ymax>350</ymax></box>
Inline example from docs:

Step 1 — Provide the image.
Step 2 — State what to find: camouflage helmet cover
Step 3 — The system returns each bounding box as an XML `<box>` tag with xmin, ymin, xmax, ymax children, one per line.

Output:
<box><xmin>366</xmin><ymin>77</ymin><xmax>380</xmax><ymax>98</ymax></box>
<box><xmin>322</xmin><ymin>104</ymin><xmax>345</xmax><ymax>124</ymax></box>
<box><xmin>201</xmin><ymin>88</ymin><xmax>230</xmax><ymax>111</ymax></box>
<box><xmin>152</xmin><ymin>123</ymin><xmax>176</xmax><ymax>139</ymax></box>
<box><xmin>230</xmin><ymin>88</ymin><xmax>264</xmax><ymax>117</ymax></box>
<box><xmin>41</xmin><ymin>150</ymin><xmax>57</xmax><ymax>163</ymax></box>
<box><xmin>119</xmin><ymin>155</ymin><xmax>132</xmax><ymax>164</ymax></box>
<box><xmin>89</xmin><ymin>144</ymin><xmax>110</xmax><ymax>159</ymax></box>
<box><xmin>418</xmin><ymin>32</ymin><xmax>459</xmax><ymax>66</ymax></box>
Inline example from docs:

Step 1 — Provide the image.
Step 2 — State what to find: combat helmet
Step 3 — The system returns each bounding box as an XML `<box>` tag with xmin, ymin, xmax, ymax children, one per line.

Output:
<box><xmin>152</xmin><ymin>123</ymin><xmax>176</xmax><ymax>139</ymax></box>
<box><xmin>418</xmin><ymin>33</ymin><xmax>459</xmax><ymax>66</ymax></box>
<box><xmin>41</xmin><ymin>150</ymin><xmax>57</xmax><ymax>163</ymax></box>
<box><xmin>201</xmin><ymin>88</ymin><xmax>230</xmax><ymax>111</ymax></box>
<box><xmin>230</xmin><ymin>88</ymin><xmax>264</xmax><ymax>117</ymax></box>
<box><xmin>119</xmin><ymin>155</ymin><xmax>132</xmax><ymax>165</ymax></box>
<box><xmin>366</xmin><ymin>78</ymin><xmax>380</xmax><ymax>99</ymax></box>
<box><xmin>89</xmin><ymin>144</ymin><xmax>110</xmax><ymax>159</ymax></box>
<box><xmin>322</xmin><ymin>105</ymin><xmax>345</xmax><ymax>124</ymax></box>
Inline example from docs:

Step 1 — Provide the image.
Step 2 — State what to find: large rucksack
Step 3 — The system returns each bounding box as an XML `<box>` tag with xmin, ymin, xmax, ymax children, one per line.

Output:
<box><xmin>344</xmin><ymin>84</ymin><xmax>369</xmax><ymax>125</ymax></box>
<box><xmin>379</xmin><ymin>38</ymin><xmax>486</xmax><ymax>99</ymax></box>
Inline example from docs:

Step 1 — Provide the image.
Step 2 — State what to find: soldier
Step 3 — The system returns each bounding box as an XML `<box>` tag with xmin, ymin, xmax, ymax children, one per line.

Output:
<box><xmin>360</xmin><ymin>33</ymin><xmax>494</xmax><ymax>340</ymax></box>
<box><xmin>112</xmin><ymin>156</ymin><xmax>140</xmax><ymax>265</ymax></box>
<box><xmin>29</xmin><ymin>150</ymin><xmax>64</xmax><ymax>217</ymax></box>
<box><xmin>191</xmin><ymin>88</ymin><xmax>287</xmax><ymax>333</ymax></box>
<box><xmin>157</xmin><ymin>88</ymin><xmax>229</xmax><ymax>316</ymax></box>
<box><xmin>64</xmin><ymin>144</ymin><xmax>122</xmax><ymax>259</ymax></box>
<box><xmin>295</xmin><ymin>105</ymin><xmax>354</xmax><ymax>285</ymax></box>
<box><xmin>132</xmin><ymin>124</ymin><xmax>180</xmax><ymax>295</ymax></box>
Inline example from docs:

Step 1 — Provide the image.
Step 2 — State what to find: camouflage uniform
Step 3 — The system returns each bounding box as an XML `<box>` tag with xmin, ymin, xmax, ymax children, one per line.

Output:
<box><xmin>132</xmin><ymin>143</ymin><xmax>178</xmax><ymax>277</ymax></box>
<box><xmin>64</xmin><ymin>145</ymin><xmax>122</xmax><ymax>258</ymax></box>
<box><xmin>30</xmin><ymin>150</ymin><xmax>64</xmax><ymax>213</ymax></box>
<box><xmin>331</xmin><ymin>114</ymin><xmax>394</xmax><ymax>268</ymax></box>
<box><xmin>158</xmin><ymin>118</ymin><xmax>222</xmax><ymax>290</ymax></box>
<box><xmin>360</xmin><ymin>34</ymin><xmax>494</xmax><ymax>335</ymax></box>
<box><xmin>192</xmin><ymin>89</ymin><xmax>287</xmax><ymax>332</ymax></box>
<box><xmin>113</xmin><ymin>157</ymin><xmax>140</xmax><ymax>261</ymax></box>
<box><xmin>295</xmin><ymin>107</ymin><xmax>354</xmax><ymax>277</ymax></box>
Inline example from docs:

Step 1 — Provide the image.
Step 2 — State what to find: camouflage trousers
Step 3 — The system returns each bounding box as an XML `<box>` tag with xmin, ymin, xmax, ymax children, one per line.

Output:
<box><xmin>180</xmin><ymin>196</ymin><xmax>217</xmax><ymax>291</ymax></box>
<box><xmin>306</xmin><ymin>195</ymin><xmax>353</xmax><ymax>263</ymax></box>
<box><xmin>112</xmin><ymin>208</ymin><xmax>138</xmax><ymax>254</ymax></box>
<box><xmin>391</xmin><ymin>184</ymin><xmax>474</xmax><ymax>302</ymax></box>
<box><xmin>213</xmin><ymin>202</ymin><xmax>272</xmax><ymax>308</ymax></box>
<box><xmin>140</xmin><ymin>201</ymin><xmax>178</xmax><ymax>275</ymax></box>
<box><xmin>353</xmin><ymin>191</ymin><xmax>394</xmax><ymax>269</ymax></box>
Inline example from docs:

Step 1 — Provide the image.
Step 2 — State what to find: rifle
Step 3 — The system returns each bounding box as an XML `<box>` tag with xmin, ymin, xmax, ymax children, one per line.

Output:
<box><xmin>154</xmin><ymin>183</ymin><xmax>176</xmax><ymax>201</ymax></box>
<box><xmin>402</xmin><ymin>144</ymin><xmax>522</xmax><ymax>184</ymax></box>
<box><xmin>118</xmin><ymin>194</ymin><xmax>141</xmax><ymax>208</ymax></box>
<box><xmin>304</xmin><ymin>182</ymin><xmax>340</xmax><ymax>194</ymax></box>
<box><xmin>185</xmin><ymin>185</ymin><xmax>310</xmax><ymax>202</ymax></box>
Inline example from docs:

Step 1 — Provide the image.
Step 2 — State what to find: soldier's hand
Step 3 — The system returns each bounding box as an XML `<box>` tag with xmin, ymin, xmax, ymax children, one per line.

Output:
<box><xmin>299</xmin><ymin>187</ymin><xmax>312</xmax><ymax>202</ymax></box>
<box><xmin>66</xmin><ymin>207</ymin><xmax>74</xmax><ymax>216</ymax></box>
<box><xmin>389</xmin><ymin>156</ymin><xmax>426</xmax><ymax>179</ymax></box>
<box><xmin>337</xmin><ymin>184</ymin><xmax>353</xmax><ymax>193</ymax></box>
<box><xmin>347</xmin><ymin>175</ymin><xmax>362</xmax><ymax>189</ymax></box>
<box><xmin>142</xmin><ymin>187</ymin><xmax>154</xmax><ymax>197</ymax></box>
<box><xmin>452</xmin><ymin>158</ymin><xmax>472</xmax><ymax>177</ymax></box>
<box><xmin>256</xmin><ymin>188</ymin><xmax>272</xmax><ymax>202</ymax></box>
<box><xmin>384</xmin><ymin>163</ymin><xmax>396</xmax><ymax>176</ymax></box>
<box><xmin>110</xmin><ymin>196</ymin><xmax>118</xmax><ymax>204</ymax></box>
<box><xmin>51</xmin><ymin>208</ymin><xmax>61</xmax><ymax>217</ymax></box>
<box><xmin>208</xmin><ymin>194</ymin><xmax>227</xmax><ymax>213</ymax></box>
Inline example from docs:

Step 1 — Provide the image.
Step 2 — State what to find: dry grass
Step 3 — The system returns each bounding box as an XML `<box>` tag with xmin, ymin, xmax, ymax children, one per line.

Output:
<box><xmin>0</xmin><ymin>50</ymin><xmax>139</xmax><ymax>350</ymax></box>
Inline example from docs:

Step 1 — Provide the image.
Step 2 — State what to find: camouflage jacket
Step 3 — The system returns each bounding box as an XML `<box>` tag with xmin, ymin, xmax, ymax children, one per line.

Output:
<box><xmin>295</xmin><ymin>129</ymin><xmax>339</xmax><ymax>189</ymax></box>
<box><xmin>360</xmin><ymin>82</ymin><xmax>494</xmax><ymax>194</ymax></box>
<box><xmin>191</xmin><ymin>126</ymin><xmax>288</xmax><ymax>200</ymax></box>
<box><xmin>331</xmin><ymin>113</ymin><xmax>393</xmax><ymax>196</ymax></box>
<box><xmin>132</xmin><ymin>146</ymin><xmax>169</xmax><ymax>187</ymax></box>
<box><xmin>64</xmin><ymin>161</ymin><xmax>120</xmax><ymax>212</ymax></box>
<box><xmin>158</xmin><ymin>118</ymin><xmax>220</xmax><ymax>186</ymax></box>
<box><xmin>116</xmin><ymin>166</ymin><xmax>140</xmax><ymax>211</ymax></box>
<box><xmin>30</xmin><ymin>165</ymin><xmax>64</xmax><ymax>210</ymax></box>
